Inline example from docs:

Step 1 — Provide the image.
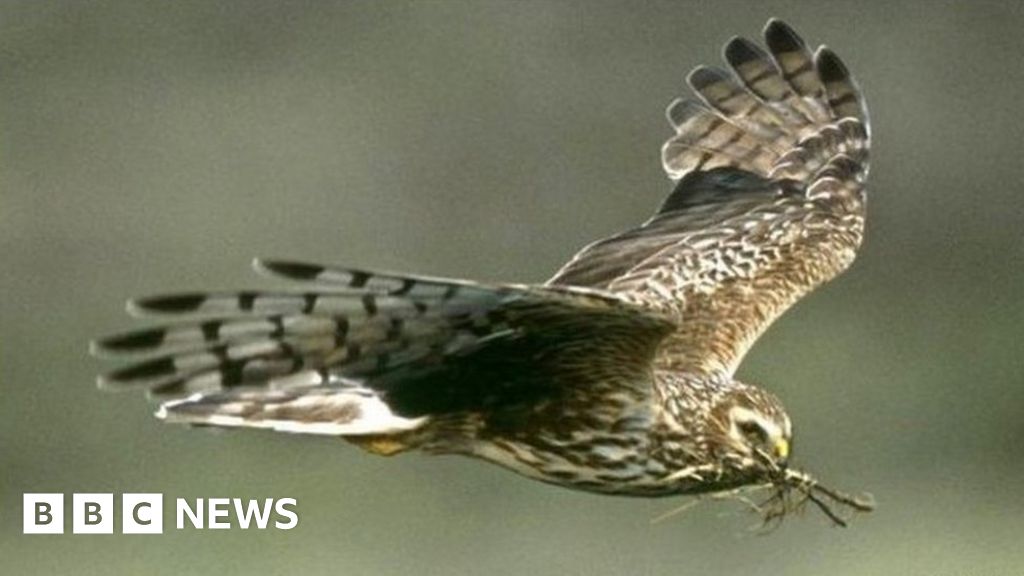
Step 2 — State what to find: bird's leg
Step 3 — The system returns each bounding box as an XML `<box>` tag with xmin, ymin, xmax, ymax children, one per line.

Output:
<box><xmin>346</xmin><ymin>434</ymin><xmax>411</xmax><ymax>456</ymax></box>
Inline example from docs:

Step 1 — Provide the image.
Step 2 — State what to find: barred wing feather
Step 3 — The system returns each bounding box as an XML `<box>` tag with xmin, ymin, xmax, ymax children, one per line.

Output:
<box><xmin>549</xmin><ymin>19</ymin><xmax>870</xmax><ymax>376</ymax></box>
<box><xmin>94</xmin><ymin>260</ymin><xmax>673</xmax><ymax>434</ymax></box>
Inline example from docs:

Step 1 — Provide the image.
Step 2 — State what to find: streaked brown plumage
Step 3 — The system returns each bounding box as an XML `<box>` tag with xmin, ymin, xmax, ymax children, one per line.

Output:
<box><xmin>93</xmin><ymin>19</ymin><xmax>874</xmax><ymax>523</ymax></box>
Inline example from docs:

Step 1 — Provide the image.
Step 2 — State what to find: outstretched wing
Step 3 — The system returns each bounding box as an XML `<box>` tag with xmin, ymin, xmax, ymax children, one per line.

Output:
<box><xmin>93</xmin><ymin>260</ymin><xmax>673</xmax><ymax>435</ymax></box>
<box><xmin>549</xmin><ymin>19</ymin><xmax>870</xmax><ymax>376</ymax></box>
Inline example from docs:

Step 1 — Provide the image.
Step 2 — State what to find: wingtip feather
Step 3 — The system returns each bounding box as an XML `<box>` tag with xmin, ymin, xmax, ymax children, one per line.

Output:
<box><xmin>814</xmin><ymin>46</ymin><xmax>848</xmax><ymax>84</ymax></box>
<box><xmin>129</xmin><ymin>293</ymin><xmax>209</xmax><ymax>315</ymax></box>
<box><xmin>764</xmin><ymin>19</ymin><xmax>806</xmax><ymax>53</ymax></box>
<box><xmin>253</xmin><ymin>258</ymin><xmax>326</xmax><ymax>281</ymax></box>
<box><xmin>92</xmin><ymin>328</ymin><xmax>167</xmax><ymax>355</ymax></box>
<box><xmin>724</xmin><ymin>36</ymin><xmax>765</xmax><ymax>67</ymax></box>
<box><xmin>685</xmin><ymin>65</ymin><xmax>726</xmax><ymax>92</ymax></box>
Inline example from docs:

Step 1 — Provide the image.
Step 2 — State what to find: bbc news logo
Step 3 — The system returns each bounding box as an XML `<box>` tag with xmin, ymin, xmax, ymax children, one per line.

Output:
<box><xmin>23</xmin><ymin>494</ymin><xmax>298</xmax><ymax>534</ymax></box>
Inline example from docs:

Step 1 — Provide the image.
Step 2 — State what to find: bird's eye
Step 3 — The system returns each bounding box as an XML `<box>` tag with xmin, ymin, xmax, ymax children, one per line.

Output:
<box><xmin>738</xmin><ymin>420</ymin><xmax>768</xmax><ymax>444</ymax></box>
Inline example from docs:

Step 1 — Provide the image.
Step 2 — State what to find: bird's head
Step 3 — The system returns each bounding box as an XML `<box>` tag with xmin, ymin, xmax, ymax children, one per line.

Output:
<box><xmin>683</xmin><ymin>382</ymin><xmax>873</xmax><ymax>528</ymax></box>
<box><xmin>708</xmin><ymin>384</ymin><xmax>792</xmax><ymax>475</ymax></box>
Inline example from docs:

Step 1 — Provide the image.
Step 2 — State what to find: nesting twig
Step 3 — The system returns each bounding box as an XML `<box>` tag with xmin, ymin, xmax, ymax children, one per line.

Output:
<box><xmin>652</xmin><ymin>466</ymin><xmax>874</xmax><ymax>528</ymax></box>
<box><xmin>760</xmin><ymin>468</ymin><xmax>874</xmax><ymax>528</ymax></box>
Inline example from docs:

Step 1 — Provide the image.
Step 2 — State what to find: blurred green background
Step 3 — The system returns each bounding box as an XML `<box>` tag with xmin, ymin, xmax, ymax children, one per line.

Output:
<box><xmin>3</xmin><ymin>1</ymin><xmax>1023</xmax><ymax>574</ymax></box>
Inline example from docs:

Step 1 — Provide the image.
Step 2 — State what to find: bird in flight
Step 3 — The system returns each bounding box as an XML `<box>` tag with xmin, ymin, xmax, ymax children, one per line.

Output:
<box><xmin>94</xmin><ymin>19</ymin><xmax>874</xmax><ymax>525</ymax></box>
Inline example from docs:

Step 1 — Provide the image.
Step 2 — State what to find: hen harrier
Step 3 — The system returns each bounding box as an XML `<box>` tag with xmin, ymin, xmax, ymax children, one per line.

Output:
<box><xmin>94</xmin><ymin>19</ymin><xmax>874</xmax><ymax>524</ymax></box>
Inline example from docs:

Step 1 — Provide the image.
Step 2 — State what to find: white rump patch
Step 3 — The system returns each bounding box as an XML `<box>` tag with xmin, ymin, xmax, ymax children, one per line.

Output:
<box><xmin>155</xmin><ymin>387</ymin><xmax>427</xmax><ymax>436</ymax></box>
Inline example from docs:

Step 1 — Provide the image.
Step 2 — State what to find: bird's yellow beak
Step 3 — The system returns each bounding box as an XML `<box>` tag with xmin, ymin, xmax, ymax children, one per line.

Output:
<box><xmin>775</xmin><ymin>438</ymin><xmax>790</xmax><ymax>461</ymax></box>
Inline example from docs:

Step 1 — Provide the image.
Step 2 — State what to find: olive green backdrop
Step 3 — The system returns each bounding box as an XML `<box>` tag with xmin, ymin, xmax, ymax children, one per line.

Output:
<box><xmin>3</xmin><ymin>1</ymin><xmax>1023</xmax><ymax>574</ymax></box>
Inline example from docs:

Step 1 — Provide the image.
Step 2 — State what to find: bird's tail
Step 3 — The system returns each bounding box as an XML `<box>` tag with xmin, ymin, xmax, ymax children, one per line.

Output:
<box><xmin>661</xmin><ymin>19</ymin><xmax>870</xmax><ymax>189</ymax></box>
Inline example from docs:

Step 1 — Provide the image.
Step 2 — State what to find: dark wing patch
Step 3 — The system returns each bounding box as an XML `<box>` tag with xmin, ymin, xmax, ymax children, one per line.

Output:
<box><xmin>656</xmin><ymin>168</ymin><xmax>787</xmax><ymax>215</ymax></box>
<box><xmin>373</xmin><ymin>294</ymin><xmax>673</xmax><ymax>418</ymax></box>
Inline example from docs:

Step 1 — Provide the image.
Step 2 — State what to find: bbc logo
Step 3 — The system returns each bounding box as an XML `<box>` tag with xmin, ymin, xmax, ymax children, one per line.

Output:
<box><xmin>23</xmin><ymin>493</ymin><xmax>163</xmax><ymax>534</ymax></box>
<box><xmin>24</xmin><ymin>493</ymin><xmax>298</xmax><ymax>533</ymax></box>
